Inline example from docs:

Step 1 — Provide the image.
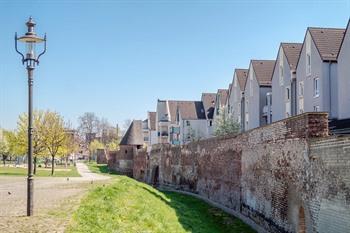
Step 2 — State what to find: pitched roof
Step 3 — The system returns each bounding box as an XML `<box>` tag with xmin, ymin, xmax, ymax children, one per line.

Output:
<box><xmin>228</xmin><ymin>83</ymin><xmax>232</xmax><ymax>98</ymax></box>
<box><xmin>201</xmin><ymin>93</ymin><xmax>216</xmax><ymax>119</ymax></box>
<box><xmin>308</xmin><ymin>27</ymin><xmax>345</xmax><ymax>61</ymax></box>
<box><xmin>148</xmin><ymin>112</ymin><xmax>156</xmax><ymax>131</ymax></box>
<box><xmin>120</xmin><ymin>120</ymin><xmax>143</xmax><ymax>146</ymax></box>
<box><xmin>168</xmin><ymin>100</ymin><xmax>206</xmax><ymax>122</ymax></box>
<box><xmin>281</xmin><ymin>43</ymin><xmax>303</xmax><ymax>70</ymax></box>
<box><xmin>217</xmin><ymin>89</ymin><xmax>228</xmax><ymax>106</ymax></box>
<box><xmin>251</xmin><ymin>60</ymin><xmax>276</xmax><ymax>86</ymax></box>
<box><xmin>235</xmin><ymin>69</ymin><xmax>248</xmax><ymax>91</ymax></box>
<box><xmin>338</xmin><ymin>20</ymin><xmax>350</xmax><ymax>59</ymax></box>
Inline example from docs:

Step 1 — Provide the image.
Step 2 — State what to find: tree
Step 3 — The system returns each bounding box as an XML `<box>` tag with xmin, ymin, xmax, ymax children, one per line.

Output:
<box><xmin>78</xmin><ymin>112</ymin><xmax>100</xmax><ymax>145</ymax></box>
<box><xmin>17</xmin><ymin>111</ymin><xmax>47</xmax><ymax>174</ymax></box>
<box><xmin>63</xmin><ymin>128</ymin><xmax>79</xmax><ymax>167</ymax></box>
<box><xmin>0</xmin><ymin>131</ymin><xmax>9</xmax><ymax>166</ymax></box>
<box><xmin>214</xmin><ymin>107</ymin><xmax>240</xmax><ymax>137</ymax></box>
<box><xmin>42</xmin><ymin>111</ymin><xmax>67</xmax><ymax>175</ymax></box>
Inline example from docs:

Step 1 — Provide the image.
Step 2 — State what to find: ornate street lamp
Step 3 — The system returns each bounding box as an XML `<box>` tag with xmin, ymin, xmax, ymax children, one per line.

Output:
<box><xmin>15</xmin><ymin>17</ymin><xmax>46</xmax><ymax>217</ymax></box>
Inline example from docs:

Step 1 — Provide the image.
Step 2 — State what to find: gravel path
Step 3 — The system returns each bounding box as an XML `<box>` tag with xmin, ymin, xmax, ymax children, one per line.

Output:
<box><xmin>0</xmin><ymin>162</ymin><xmax>109</xmax><ymax>233</ymax></box>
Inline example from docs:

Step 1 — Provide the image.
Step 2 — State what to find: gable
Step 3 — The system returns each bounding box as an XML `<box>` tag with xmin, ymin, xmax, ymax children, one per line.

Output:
<box><xmin>338</xmin><ymin>20</ymin><xmax>350</xmax><ymax>59</ymax></box>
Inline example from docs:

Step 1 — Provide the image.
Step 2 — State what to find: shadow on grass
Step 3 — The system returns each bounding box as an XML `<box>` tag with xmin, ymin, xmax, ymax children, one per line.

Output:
<box><xmin>141</xmin><ymin>186</ymin><xmax>256</xmax><ymax>233</ymax></box>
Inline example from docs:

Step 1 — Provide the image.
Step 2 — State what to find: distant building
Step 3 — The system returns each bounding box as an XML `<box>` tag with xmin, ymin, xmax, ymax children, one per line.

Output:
<box><xmin>156</xmin><ymin>99</ymin><xmax>209</xmax><ymax>145</ymax></box>
<box><xmin>228</xmin><ymin>69</ymin><xmax>248</xmax><ymax>131</ymax></box>
<box><xmin>213</xmin><ymin>89</ymin><xmax>228</xmax><ymax>129</ymax></box>
<box><xmin>109</xmin><ymin>120</ymin><xmax>144</xmax><ymax>177</ymax></box>
<box><xmin>201</xmin><ymin>93</ymin><xmax>216</xmax><ymax>137</ymax></box>
<box><xmin>142</xmin><ymin>111</ymin><xmax>158</xmax><ymax>152</ymax></box>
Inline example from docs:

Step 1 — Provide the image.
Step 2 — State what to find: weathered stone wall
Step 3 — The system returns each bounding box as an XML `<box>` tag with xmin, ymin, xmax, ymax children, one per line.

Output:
<box><xmin>96</xmin><ymin>149</ymin><xmax>107</xmax><ymax>164</ymax></box>
<box><xmin>108</xmin><ymin>145</ymin><xmax>135</xmax><ymax>177</ymax></box>
<box><xmin>133</xmin><ymin>149</ymin><xmax>148</xmax><ymax>182</ymax></box>
<box><xmin>147</xmin><ymin>113</ymin><xmax>350</xmax><ymax>232</ymax></box>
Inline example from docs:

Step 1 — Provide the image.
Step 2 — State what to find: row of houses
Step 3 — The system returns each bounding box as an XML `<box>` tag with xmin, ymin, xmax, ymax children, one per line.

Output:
<box><xmin>137</xmin><ymin>19</ymin><xmax>350</xmax><ymax>150</ymax></box>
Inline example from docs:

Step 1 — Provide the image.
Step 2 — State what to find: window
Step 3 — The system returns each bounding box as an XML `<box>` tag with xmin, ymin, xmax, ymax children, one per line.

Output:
<box><xmin>299</xmin><ymin>98</ymin><xmax>304</xmax><ymax>114</ymax></box>
<box><xmin>313</xmin><ymin>77</ymin><xmax>320</xmax><ymax>97</ymax></box>
<box><xmin>306</xmin><ymin>54</ymin><xmax>311</xmax><ymax>75</ymax></box>
<box><xmin>285</xmin><ymin>87</ymin><xmax>290</xmax><ymax>101</ymax></box>
<box><xmin>250</xmin><ymin>71</ymin><xmax>253</xmax><ymax>97</ymax></box>
<box><xmin>299</xmin><ymin>81</ymin><xmax>304</xmax><ymax>96</ymax></box>
<box><xmin>279</xmin><ymin>65</ymin><xmax>284</xmax><ymax>86</ymax></box>
<box><xmin>279</xmin><ymin>49</ymin><xmax>284</xmax><ymax>86</ymax></box>
<box><xmin>306</xmin><ymin>32</ymin><xmax>311</xmax><ymax>75</ymax></box>
<box><xmin>186</xmin><ymin>120</ymin><xmax>190</xmax><ymax>126</ymax></box>
<box><xmin>314</xmin><ymin>105</ymin><xmax>320</xmax><ymax>112</ymax></box>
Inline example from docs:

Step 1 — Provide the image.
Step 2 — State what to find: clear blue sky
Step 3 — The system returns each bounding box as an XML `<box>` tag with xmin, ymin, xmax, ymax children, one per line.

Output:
<box><xmin>0</xmin><ymin>0</ymin><xmax>349</xmax><ymax>130</ymax></box>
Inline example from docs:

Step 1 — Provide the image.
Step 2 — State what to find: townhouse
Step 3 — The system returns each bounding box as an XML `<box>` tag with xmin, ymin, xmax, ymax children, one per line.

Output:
<box><xmin>142</xmin><ymin>111</ymin><xmax>157</xmax><ymax>151</ymax></box>
<box><xmin>171</xmin><ymin>101</ymin><xmax>208</xmax><ymax>144</ymax></box>
<box><xmin>296</xmin><ymin>27</ymin><xmax>345</xmax><ymax>118</ymax></box>
<box><xmin>336</xmin><ymin>20</ymin><xmax>350</xmax><ymax>120</ymax></box>
<box><xmin>227</xmin><ymin>69</ymin><xmax>248</xmax><ymax>130</ymax></box>
<box><xmin>213</xmin><ymin>89</ymin><xmax>229</xmax><ymax>128</ymax></box>
<box><xmin>271</xmin><ymin>43</ymin><xmax>302</xmax><ymax>122</ymax></box>
<box><xmin>244</xmin><ymin>60</ymin><xmax>275</xmax><ymax>130</ymax></box>
<box><xmin>156</xmin><ymin>99</ymin><xmax>209</xmax><ymax>145</ymax></box>
<box><xmin>146</xmin><ymin>19</ymin><xmax>350</xmax><ymax>142</ymax></box>
<box><xmin>201</xmin><ymin>93</ymin><xmax>217</xmax><ymax>136</ymax></box>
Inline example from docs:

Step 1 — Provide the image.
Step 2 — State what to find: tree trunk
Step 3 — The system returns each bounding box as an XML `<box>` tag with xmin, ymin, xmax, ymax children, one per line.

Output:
<box><xmin>65</xmin><ymin>156</ymin><xmax>68</xmax><ymax>168</ymax></box>
<box><xmin>2</xmin><ymin>156</ymin><xmax>5</xmax><ymax>166</ymax></box>
<box><xmin>33</xmin><ymin>156</ymin><xmax>37</xmax><ymax>175</ymax></box>
<box><xmin>51</xmin><ymin>155</ymin><xmax>55</xmax><ymax>176</ymax></box>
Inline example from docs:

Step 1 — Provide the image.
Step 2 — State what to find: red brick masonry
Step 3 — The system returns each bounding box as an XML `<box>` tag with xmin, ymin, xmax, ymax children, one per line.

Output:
<box><xmin>143</xmin><ymin>113</ymin><xmax>350</xmax><ymax>233</ymax></box>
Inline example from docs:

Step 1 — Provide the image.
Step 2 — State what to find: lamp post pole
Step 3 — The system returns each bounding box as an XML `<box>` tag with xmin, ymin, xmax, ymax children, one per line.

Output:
<box><xmin>15</xmin><ymin>17</ymin><xmax>46</xmax><ymax>216</ymax></box>
<box><xmin>27</xmin><ymin>65</ymin><xmax>34</xmax><ymax>216</ymax></box>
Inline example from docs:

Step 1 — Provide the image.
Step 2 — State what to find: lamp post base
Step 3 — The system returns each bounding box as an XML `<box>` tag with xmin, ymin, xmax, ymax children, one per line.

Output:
<box><xmin>27</xmin><ymin>176</ymin><xmax>34</xmax><ymax>216</ymax></box>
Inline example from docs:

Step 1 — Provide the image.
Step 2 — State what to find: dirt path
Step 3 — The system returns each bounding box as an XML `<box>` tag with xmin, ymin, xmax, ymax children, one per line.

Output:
<box><xmin>0</xmin><ymin>162</ymin><xmax>109</xmax><ymax>233</ymax></box>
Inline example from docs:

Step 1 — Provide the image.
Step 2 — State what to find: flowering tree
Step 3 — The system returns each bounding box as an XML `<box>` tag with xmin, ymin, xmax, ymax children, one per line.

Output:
<box><xmin>214</xmin><ymin>107</ymin><xmax>240</xmax><ymax>136</ymax></box>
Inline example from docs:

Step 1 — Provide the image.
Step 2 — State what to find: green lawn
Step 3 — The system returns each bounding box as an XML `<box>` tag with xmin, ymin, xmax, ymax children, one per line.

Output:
<box><xmin>0</xmin><ymin>165</ymin><xmax>80</xmax><ymax>177</ymax></box>
<box><xmin>67</xmin><ymin>176</ymin><xmax>255</xmax><ymax>233</ymax></box>
<box><xmin>85</xmin><ymin>161</ymin><xmax>118</xmax><ymax>176</ymax></box>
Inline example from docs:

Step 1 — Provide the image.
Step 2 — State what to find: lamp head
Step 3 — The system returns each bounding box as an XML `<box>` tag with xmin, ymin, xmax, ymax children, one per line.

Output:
<box><xmin>18</xmin><ymin>17</ymin><xmax>45</xmax><ymax>43</ymax></box>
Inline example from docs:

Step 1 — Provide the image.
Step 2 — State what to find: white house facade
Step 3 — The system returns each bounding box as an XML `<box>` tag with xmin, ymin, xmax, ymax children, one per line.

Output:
<box><xmin>296</xmin><ymin>27</ymin><xmax>345</xmax><ymax>119</ymax></box>
<box><xmin>244</xmin><ymin>60</ymin><xmax>275</xmax><ymax>131</ymax></box>
<box><xmin>272</xmin><ymin>43</ymin><xmax>302</xmax><ymax>122</ymax></box>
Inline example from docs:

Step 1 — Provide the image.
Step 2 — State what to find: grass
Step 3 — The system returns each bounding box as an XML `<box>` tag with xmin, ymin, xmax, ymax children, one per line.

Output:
<box><xmin>85</xmin><ymin>161</ymin><xmax>118</xmax><ymax>176</ymax></box>
<box><xmin>66</xmin><ymin>176</ymin><xmax>256</xmax><ymax>233</ymax></box>
<box><xmin>0</xmin><ymin>165</ymin><xmax>80</xmax><ymax>177</ymax></box>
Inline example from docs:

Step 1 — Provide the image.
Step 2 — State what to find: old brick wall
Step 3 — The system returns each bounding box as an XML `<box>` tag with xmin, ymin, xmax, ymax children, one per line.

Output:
<box><xmin>108</xmin><ymin>145</ymin><xmax>135</xmax><ymax>177</ymax></box>
<box><xmin>133</xmin><ymin>149</ymin><xmax>148</xmax><ymax>182</ymax></box>
<box><xmin>147</xmin><ymin>113</ymin><xmax>350</xmax><ymax>233</ymax></box>
<box><xmin>96</xmin><ymin>149</ymin><xmax>107</xmax><ymax>164</ymax></box>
